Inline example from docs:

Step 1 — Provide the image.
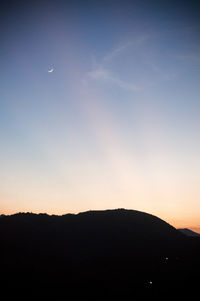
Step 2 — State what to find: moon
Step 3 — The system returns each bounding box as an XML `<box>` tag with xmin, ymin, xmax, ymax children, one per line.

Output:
<box><xmin>48</xmin><ymin>68</ymin><xmax>54</xmax><ymax>73</ymax></box>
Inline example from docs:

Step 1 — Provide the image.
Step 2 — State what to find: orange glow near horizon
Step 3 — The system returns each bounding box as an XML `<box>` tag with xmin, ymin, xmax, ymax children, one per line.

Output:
<box><xmin>1</xmin><ymin>201</ymin><xmax>200</xmax><ymax>234</ymax></box>
<box><xmin>1</xmin><ymin>89</ymin><xmax>200</xmax><ymax>233</ymax></box>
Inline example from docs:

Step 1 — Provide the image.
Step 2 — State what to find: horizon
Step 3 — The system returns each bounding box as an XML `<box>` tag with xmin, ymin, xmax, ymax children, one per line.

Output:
<box><xmin>1</xmin><ymin>207</ymin><xmax>200</xmax><ymax>234</ymax></box>
<box><xmin>1</xmin><ymin>0</ymin><xmax>200</xmax><ymax>233</ymax></box>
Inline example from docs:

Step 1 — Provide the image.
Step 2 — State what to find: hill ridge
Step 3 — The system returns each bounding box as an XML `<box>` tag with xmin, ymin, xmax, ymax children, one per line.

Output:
<box><xmin>1</xmin><ymin>208</ymin><xmax>200</xmax><ymax>294</ymax></box>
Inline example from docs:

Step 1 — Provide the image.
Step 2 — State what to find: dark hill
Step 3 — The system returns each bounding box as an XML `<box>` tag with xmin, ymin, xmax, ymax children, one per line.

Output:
<box><xmin>178</xmin><ymin>228</ymin><xmax>200</xmax><ymax>237</ymax></box>
<box><xmin>1</xmin><ymin>209</ymin><xmax>200</xmax><ymax>295</ymax></box>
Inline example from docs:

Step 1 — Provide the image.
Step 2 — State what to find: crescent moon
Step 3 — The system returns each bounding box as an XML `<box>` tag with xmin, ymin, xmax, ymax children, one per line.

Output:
<box><xmin>48</xmin><ymin>68</ymin><xmax>54</xmax><ymax>73</ymax></box>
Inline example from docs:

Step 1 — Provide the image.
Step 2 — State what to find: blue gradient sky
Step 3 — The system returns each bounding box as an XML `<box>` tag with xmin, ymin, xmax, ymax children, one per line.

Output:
<box><xmin>1</xmin><ymin>0</ymin><xmax>200</xmax><ymax>231</ymax></box>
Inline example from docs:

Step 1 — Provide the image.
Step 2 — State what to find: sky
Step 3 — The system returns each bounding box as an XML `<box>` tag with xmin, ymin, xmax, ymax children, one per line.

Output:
<box><xmin>1</xmin><ymin>0</ymin><xmax>200</xmax><ymax>232</ymax></box>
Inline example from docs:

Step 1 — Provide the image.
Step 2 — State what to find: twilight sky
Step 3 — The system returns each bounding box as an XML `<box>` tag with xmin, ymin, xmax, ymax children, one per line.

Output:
<box><xmin>1</xmin><ymin>0</ymin><xmax>200</xmax><ymax>231</ymax></box>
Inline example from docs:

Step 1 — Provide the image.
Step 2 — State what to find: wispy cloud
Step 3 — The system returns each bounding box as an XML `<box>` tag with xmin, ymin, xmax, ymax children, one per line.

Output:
<box><xmin>102</xmin><ymin>41</ymin><xmax>133</xmax><ymax>64</ymax></box>
<box><xmin>83</xmin><ymin>34</ymin><xmax>157</xmax><ymax>92</ymax></box>
<box><xmin>86</xmin><ymin>68</ymin><xmax>139</xmax><ymax>92</ymax></box>
<box><xmin>102</xmin><ymin>35</ymin><xmax>151</xmax><ymax>64</ymax></box>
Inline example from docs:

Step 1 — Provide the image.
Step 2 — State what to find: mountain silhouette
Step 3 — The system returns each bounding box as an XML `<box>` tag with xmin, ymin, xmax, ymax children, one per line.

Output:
<box><xmin>178</xmin><ymin>228</ymin><xmax>200</xmax><ymax>237</ymax></box>
<box><xmin>1</xmin><ymin>209</ymin><xmax>200</xmax><ymax>295</ymax></box>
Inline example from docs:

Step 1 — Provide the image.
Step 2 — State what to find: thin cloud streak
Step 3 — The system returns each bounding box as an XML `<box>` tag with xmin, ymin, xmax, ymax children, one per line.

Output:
<box><xmin>84</xmin><ymin>33</ymin><xmax>179</xmax><ymax>92</ymax></box>
<box><xmin>83</xmin><ymin>35</ymin><xmax>153</xmax><ymax>92</ymax></box>
<box><xmin>86</xmin><ymin>68</ymin><xmax>140</xmax><ymax>92</ymax></box>
<box><xmin>102</xmin><ymin>35</ymin><xmax>151</xmax><ymax>64</ymax></box>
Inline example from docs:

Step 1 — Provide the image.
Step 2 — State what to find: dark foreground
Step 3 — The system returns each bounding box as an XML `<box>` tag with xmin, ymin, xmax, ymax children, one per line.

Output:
<box><xmin>1</xmin><ymin>209</ymin><xmax>200</xmax><ymax>296</ymax></box>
